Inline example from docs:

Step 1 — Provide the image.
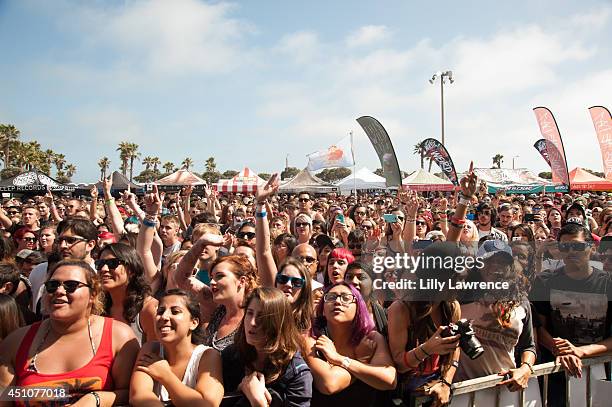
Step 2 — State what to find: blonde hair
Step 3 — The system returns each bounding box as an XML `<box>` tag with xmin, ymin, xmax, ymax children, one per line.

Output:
<box><xmin>192</xmin><ymin>223</ymin><xmax>221</xmax><ymax>242</ymax></box>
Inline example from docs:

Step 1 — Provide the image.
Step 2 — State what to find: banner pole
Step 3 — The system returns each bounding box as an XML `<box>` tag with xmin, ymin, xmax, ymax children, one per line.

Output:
<box><xmin>351</xmin><ymin>131</ymin><xmax>357</xmax><ymax>199</ymax></box>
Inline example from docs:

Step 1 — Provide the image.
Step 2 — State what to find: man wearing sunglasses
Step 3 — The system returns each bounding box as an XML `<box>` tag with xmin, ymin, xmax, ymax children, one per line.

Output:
<box><xmin>532</xmin><ymin>223</ymin><xmax>612</xmax><ymax>405</ymax></box>
<box><xmin>297</xmin><ymin>192</ymin><xmax>314</xmax><ymax>217</ymax></box>
<box><xmin>28</xmin><ymin>218</ymin><xmax>98</xmax><ymax>312</ymax></box>
<box><xmin>291</xmin><ymin>243</ymin><xmax>322</xmax><ymax>289</ymax></box>
<box><xmin>236</xmin><ymin>221</ymin><xmax>257</xmax><ymax>249</ymax></box>
<box><xmin>0</xmin><ymin>204</ymin><xmax>41</xmax><ymax>235</ymax></box>
<box><xmin>475</xmin><ymin>203</ymin><xmax>508</xmax><ymax>242</ymax></box>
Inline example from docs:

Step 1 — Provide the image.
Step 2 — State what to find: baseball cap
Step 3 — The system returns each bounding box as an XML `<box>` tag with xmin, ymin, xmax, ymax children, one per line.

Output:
<box><xmin>16</xmin><ymin>249</ymin><xmax>34</xmax><ymax>260</ymax></box>
<box><xmin>477</xmin><ymin>240</ymin><xmax>513</xmax><ymax>262</ymax></box>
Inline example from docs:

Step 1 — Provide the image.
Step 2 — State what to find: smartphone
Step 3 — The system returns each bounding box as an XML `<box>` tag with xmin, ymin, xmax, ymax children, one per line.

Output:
<box><xmin>413</xmin><ymin>240</ymin><xmax>433</xmax><ymax>250</ymax></box>
<box><xmin>336</xmin><ymin>214</ymin><xmax>345</xmax><ymax>223</ymax></box>
<box><xmin>383</xmin><ymin>213</ymin><xmax>398</xmax><ymax>223</ymax></box>
<box><xmin>466</xmin><ymin>213</ymin><xmax>476</xmax><ymax>221</ymax></box>
<box><xmin>524</xmin><ymin>213</ymin><xmax>536</xmax><ymax>222</ymax></box>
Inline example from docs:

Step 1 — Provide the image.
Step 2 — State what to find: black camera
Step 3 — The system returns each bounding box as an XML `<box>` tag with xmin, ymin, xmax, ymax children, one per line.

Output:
<box><xmin>441</xmin><ymin>319</ymin><xmax>484</xmax><ymax>360</ymax></box>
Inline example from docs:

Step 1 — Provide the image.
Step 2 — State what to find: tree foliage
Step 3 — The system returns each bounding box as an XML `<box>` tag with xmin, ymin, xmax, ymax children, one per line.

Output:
<box><xmin>281</xmin><ymin>166</ymin><xmax>300</xmax><ymax>180</ymax></box>
<box><xmin>538</xmin><ymin>172</ymin><xmax>552</xmax><ymax>179</ymax></box>
<box><xmin>316</xmin><ymin>168</ymin><xmax>352</xmax><ymax>183</ymax></box>
<box><xmin>584</xmin><ymin>168</ymin><xmax>605</xmax><ymax>178</ymax></box>
<box><xmin>201</xmin><ymin>156</ymin><xmax>221</xmax><ymax>184</ymax></box>
<box><xmin>258</xmin><ymin>173</ymin><xmax>271</xmax><ymax>181</ymax></box>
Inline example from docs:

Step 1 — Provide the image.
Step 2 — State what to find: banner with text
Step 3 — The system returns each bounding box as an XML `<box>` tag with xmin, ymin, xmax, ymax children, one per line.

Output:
<box><xmin>588</xmin><ymin>106</ymin><xmax>612</xmax><ymax>180</ymax></box>
<box><xmin>421</xmin><ymin>138</ymin><xmax>459</xmax><ymax>186</ymax></box>
<box><xmin>533</xmin><ymin>107</ymin><xmax>570</xmax><ymax>187</ymax></box>
<box><xmin>356</xmin><ymin>116</ymin><xmax>402</xmax><ymax>187</ymax></box>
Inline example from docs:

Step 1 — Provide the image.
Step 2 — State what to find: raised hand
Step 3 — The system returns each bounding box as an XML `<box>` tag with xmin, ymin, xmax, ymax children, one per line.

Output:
<box><xmin>102</xmin><ymin>176</ymin><xmax>112</xmax><ymax>197</ymax></box>
<box><xmin>144</xmin><ymin>184</ymin><xmax>162</xmax><ymax>215</ymax></box>
<box><xmin>256</xmin><ymin>173</ymin><xmax>279</xmax><ymax>203</ymax></box>
<box><xmin>459</xmin><ymin>161</ymin><xmax>477</xmax><ymax>199</ymax></box>
<box><xmin>90</xmin><ymin>185</ymin><xmax>98</xmax><ymax>200</ymax></box>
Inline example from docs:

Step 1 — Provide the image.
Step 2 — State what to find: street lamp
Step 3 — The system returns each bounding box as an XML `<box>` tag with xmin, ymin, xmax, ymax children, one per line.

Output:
<box><xmin>512</xmin><ymin>155</ymin><xmax>519</xmax><ymax>170</ymax></box>
<box><xmin>429</xmin><ymin>70</ymin><xmax>454</xmax><ymax>146</ymax></box>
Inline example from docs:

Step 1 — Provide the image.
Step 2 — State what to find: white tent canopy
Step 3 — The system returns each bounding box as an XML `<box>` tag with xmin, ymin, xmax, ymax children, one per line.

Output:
<box><xmin>403</xmin><ymin>168</ymin><xmax>455</xmax><ymax>191</ymax></box>
<box><xmin>279</xmin><ymin>168</ymin><xmax>338</xmax><ymax>194</ymax></box>
<box><xmin>337</xmin><ymin>167</ymin><xmax>387</xmax><ymax>194</ymax></box>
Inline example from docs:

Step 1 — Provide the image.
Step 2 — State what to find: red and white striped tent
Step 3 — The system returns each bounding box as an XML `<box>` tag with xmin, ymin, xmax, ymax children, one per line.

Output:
<box><xmin>214</xmin><ymin>168</ymin><xmax>266</xmax><ymax>193</ymax></box>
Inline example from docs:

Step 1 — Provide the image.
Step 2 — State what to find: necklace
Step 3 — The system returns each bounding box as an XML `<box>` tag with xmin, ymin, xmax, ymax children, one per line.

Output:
<box><xmin>27</xmin><ymin>318</ymin><xmax>96</xmax><ymax>373</ymax></box>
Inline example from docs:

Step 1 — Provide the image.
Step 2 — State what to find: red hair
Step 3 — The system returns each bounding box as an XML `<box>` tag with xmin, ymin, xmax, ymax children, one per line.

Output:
<box><xmin>329</xmin><ymin>247</ymin><xmax>355</xmax><ymax>264</ymax></box>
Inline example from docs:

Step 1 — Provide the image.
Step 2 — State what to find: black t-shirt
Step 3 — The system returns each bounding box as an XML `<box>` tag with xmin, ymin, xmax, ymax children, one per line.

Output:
<box><xmin>532</xmin><ymin>267</ymin><xmax>612</xmax><ymax>346</ymax></box>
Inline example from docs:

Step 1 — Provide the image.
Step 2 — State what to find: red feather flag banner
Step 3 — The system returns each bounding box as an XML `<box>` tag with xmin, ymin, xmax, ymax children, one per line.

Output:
<box><xmin>533</xmin><ymin>107</ymin><xmax>570</xmax><ymax>188</ymax></box>
<box><xmin>588</xmin><ymin>106</ymin><xmax>612</xmax><ymax>180</ymax></box>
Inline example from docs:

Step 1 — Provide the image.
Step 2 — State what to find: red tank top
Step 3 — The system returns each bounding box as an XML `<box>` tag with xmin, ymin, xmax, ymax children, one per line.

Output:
<box><xmin>15</xmin><ymin>317</ymin><xmax>115</xmax><ymax>405</ymax></box>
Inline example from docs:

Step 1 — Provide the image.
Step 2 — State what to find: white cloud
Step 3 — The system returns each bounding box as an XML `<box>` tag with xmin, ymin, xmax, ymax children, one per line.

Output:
<box><xmin>55</xmin><ymin>0</ymin><xmax>254</xmax><ymax>76</ymax></box>
<box><xmin>275</xmin><ymin>31</ymin><xmax>320</xmax><ymax>64</ymax></box>
<box><xmin>346</xmin><ymin>25</ymin><xmax>390</xmax><ymax>48</ymax></box>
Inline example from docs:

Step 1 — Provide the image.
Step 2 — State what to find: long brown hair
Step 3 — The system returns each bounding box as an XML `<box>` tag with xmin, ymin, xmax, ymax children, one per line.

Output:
<box><xmin>0</xmin><ymin>293</ymin><xmax>24</xmax><ymax>340</ymax></box>
<box><xmin>234</xmin><ymin>287</ymin><xmax>302</xmax><ymax>381</ymax></box>
<box><xmin>277</xmin><ymin>257</ymin><xmax>313</xmax><ymax>332</ymax></box>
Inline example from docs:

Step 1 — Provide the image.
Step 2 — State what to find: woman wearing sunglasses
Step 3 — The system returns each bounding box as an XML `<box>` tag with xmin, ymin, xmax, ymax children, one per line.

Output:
<box><xmin>0</xmin><ymin>259</ymin><xmax>139</xmax><ymax>406</ymax></box>
<box><xmin>304</xmin><ymin>282</ymin><xmax>396</xmax><ymax>406</ymax></box>
<box><xmin>130</xmin><ymin>289</ymin><xmax>224</xmax><ymax>406</ymax></box>
<box><xmin>97</xmin><ymin>243</ymin><xmax>158</xmax><ymax>345</ymax></box>
<box><xmin>221</xmin><ymin>287</ymin><xmax>313</xmax><ymax>407</ymax></box>
<box><xmin>13</xmin><ymin>227</ymin><xmax>39</xmax><ymax>253</ymax></box>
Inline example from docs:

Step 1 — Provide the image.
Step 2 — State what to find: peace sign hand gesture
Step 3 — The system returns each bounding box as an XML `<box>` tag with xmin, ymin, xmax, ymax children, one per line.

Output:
<box><xmin>256</xmin><ymin>173</ymin><xmax>279</xmax><ymax>203</ymax></box>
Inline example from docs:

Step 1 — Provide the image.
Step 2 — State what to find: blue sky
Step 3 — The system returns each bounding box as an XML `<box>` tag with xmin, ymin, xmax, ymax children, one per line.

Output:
<box><xmin>1</xmin><ymin>0</ymin><xmax>611</xmax><ymax>182</ymax></box>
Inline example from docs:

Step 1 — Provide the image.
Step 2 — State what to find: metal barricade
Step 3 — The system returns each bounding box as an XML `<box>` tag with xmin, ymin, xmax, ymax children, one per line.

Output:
<box><xmin>409</xmin><ymin>355</ymin><xmax>612</xmax><ymax>407</ymax></box>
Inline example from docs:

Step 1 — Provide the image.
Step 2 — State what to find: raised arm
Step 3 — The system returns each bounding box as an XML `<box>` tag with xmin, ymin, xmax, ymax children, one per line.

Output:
<box><xmin>89</xmin><ymin>186</ymin><xmax>100</xmax><ymax>223</ymax></box>
<box><xmin>102</xmin><ymin>176</ymin><xmax>126</xmax><ymax>239</ymax></box>
<box><xmin>137</xmin><ymin>185</ymin><xmax>163</xmax><ymax>292</ymax></box>
<box><xmin>44</xmin><ymin>190</ymin><xmax>63</xmax><ymax>223</ymax></box>
<box><xmin>181</xmin><ymin>186</ymin><xmax>193</xmax><ymax>227</ymax></box>
<box><xmin>255</xmin><ymin>174</ymin><xmax>280</xmax><ymax>287</ymax></box>
<box><xmin>0</xmin><ymin>208</ymin><xmax>13</xmax><ymax>230</ymax></box>
<box><xmin>399</xmin><ymin>189</ymin><xmax>418</xmax><ymax>253</ymax></box>
<box><xmin>447</xmin><ymin>162</ymin><xmax>477</xmax><ymax>242</ymax></box>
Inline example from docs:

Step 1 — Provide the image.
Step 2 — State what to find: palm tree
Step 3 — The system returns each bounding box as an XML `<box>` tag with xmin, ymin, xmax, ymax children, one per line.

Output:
<box><xmin>65</xmin><ymin>164</ymin><xmax>77</xmax><ymax>181</ymax></box>
<box><xmin>126</xmin><ymin>143</ymin><xmax>140</xmax><ymax>182</ymax></box>
<box><xmin>492</xmin><ymin>154</ymin><xmax>504</xmax><ymax>169</ymax></box>
<box><xmin>98</xmin><ymin>157</ymin><xmax>110</xmax><ymax>180</ymax></box>
<box><xmin>163</xmin><ymin>162</ymin><xmax>175</xmax><ymax>174</ymax></box>
<box><xmin>142</xmin><ymin>156</ymin><xmax>155</xmax><ymax>170</ymax></box>
<box><xmin>413</xmin><ymin>142</ymin><xmax>426</xmax><ymax>169</ymax></box>
<box><xmin>0</xmin><ymin>124</ymin><xmax>21</xmax><ymax>169</ymax></box>
<box><xmin>181</xmin><ymin>158</ymin><xmax>194</xmax><ymax>170</ymax></box>
<box><xmin>116</xmin><ymin>141</ymin><xmax>131</xmax><ymax>177</ymax></box>
<box><xmin>53</xmin><ymin>153</ymin><xmax>66</xmax><ymax>175</ymax></box>
<box><xmin>151</xmin><ymin>157</ymin><xmax>161</xmax><ymax>172</ymax></box>
<box><xmin>43</xmin><ymin>149</ymin><xmax>55</xmax><ymax>175</ymax></box>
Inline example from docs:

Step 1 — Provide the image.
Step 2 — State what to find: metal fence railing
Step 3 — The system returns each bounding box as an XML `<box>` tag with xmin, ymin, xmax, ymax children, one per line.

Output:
<box><xmin>407</xmin><ymin>355</ymin><xmax>612</xmax><ymax>407</ymax></box>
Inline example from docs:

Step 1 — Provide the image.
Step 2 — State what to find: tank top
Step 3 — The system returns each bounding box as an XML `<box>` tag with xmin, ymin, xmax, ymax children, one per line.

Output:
<box><xmin>153</xmin><ymin>344</ymin><xmax>209</xmax><ymax>402</ymax></box>
<box><xmin>15</xmin><ymin>317</ymin><xmax>115</xmax><ymax>406</ymax></box>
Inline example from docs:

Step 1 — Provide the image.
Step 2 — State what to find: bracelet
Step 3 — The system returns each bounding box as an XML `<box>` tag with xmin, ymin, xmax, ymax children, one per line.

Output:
<box><xmin>89</xmin><ymin>391</ymin><xmax>101</xmax><ymax>407</ymax></box>
<box><xmin>256</xmin><ymin>211</ymin><xmax>267</xmax><ymax>218</ymax></box>
<box><xmin>450</xmin><ymin>360</ymin><xmax>459</xmax><ymax>369</ymax></box>
<box><xmin>420</xmin><ymin>344</ymin><xmax>431</xmax><ymax>358</ymax></box>
<box><xmin>458</xmin><ymin>197</ymin><xmax>471</xmax><ymax>207</ymax></box>
<box><xmin>439</xmin><ymin>377</ymin><xmax>452</xmax><ymax>389</ymax></box>
<box><xmin>450</xmin><ymin>217</ymin><xmax>466</xmax><ymax>225</ymax></box>
<box><xmin>412</xmin><ymin>348</ymin><xmax>425</xmax><ymax>363</ymax></box>
<box><xmin>105</xmin><ymin>198</ymin><xmax>114</xmax><ymax>205</ymax></box>
<box><xmin>438</xmin><ymin>213</ymin><xmax>447</xmax><ymax>218</ymax></box>
<box><xmin>341</xmin><ymin>356</ymin><xmax>352</xmax><ymax>369</ymax></box>
<box><xmin>142</xmin><ymin>218</ymin><xmax>157</xmax><ymax>228</ymax></box>
<box><xmin>521</xmin><ymin>361</ymin><xmax>535</xmax><ymax>375</ymax></box>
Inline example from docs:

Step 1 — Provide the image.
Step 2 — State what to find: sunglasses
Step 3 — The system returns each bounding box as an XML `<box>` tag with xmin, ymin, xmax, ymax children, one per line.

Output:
<box><xmin>298</xmin><ymin>198</ymin><xmax>310</xmax><ymax>203</ymax></box>
<box><xmin>57</xmin><ymin>236</ymin><xmax>88</xmax><ymax>245</ymax></box>
<box><xmin>44</xmin><ymin>279</ymin><xmax>91</xmax><ymax>294</ymax></box>
<box><xmin>323</xmin><ymin>292</ymin><xmax>355</xmax><ymax>305</ymax></box>
<box><xmin>95</xmin><ymin>258</ymin><xmax>123</xmax><ymax>271</ymax></box>
<box><xmin>415</xmin><ymin>221</ymin><xmax>426</xmax><ymax>226</ymax></box>
<box><xmin>355</xmin><ymin>211</ymin><xmax>366</xmax><ymax>216</ymax></box>
<box><xmin>299</xmin><ymin>255</ymin><xmax>317</xmax><ymax>264</ymax></box>
<box><xmin>275</xmin><ymin>274</ymin><xmax>305</xmax><ymax>288</ymax></box>
<box><xmin>237</xmin><ymin>232</ymin><xmax>256</xmax><ymax>240</ymax></box>
<box><xmin>479</xmin><ymin>211</ymin><xmax>491</xmax><ymax>216</ymax></box>
<box><xmin>295</xmin><ymin>222</ymin><xmax>310</xmax><ymax>228</ymax></box>
<box><xmin>21</xmin><ymin>237</ymin><xmax>37</xmax><ymax>243</ymax></box>
<box><xmin>7</xmin><ymin>211</ymin><xmax>19</xmax><ymax>215</ymax></box>
<box><xmin>361</xmin><ymin>224</ymin><xmax>373</xmax><ymax>230</ymax></box>
<box><xmin>559</xmin><ymin>242</ymin><xmax>591</xmax><ymax>252</ymax></box>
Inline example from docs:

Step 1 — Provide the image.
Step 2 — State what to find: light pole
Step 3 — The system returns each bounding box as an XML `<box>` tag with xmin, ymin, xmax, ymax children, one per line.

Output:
<box><xmin>512</xmin><ymin>155</ymin><xmax>519</xmax><ymax>170</ymax></box>
<box><xmin>429</xmin><ymin>71</ymin><xmax>454</xmax><ymax>146</ymax></box>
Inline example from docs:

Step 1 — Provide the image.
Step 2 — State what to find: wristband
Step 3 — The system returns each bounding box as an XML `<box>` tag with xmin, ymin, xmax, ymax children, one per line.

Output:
<box><xmin>450</xmin><ymin>217</ymin><xmax>466</xmax><ymax>225</ymax></box>
<box><xmin>90</xmin><ymin>392</ymin><xmax>101</xmax><ymax>407</ymax></box>
<box><xmin>521</xmin><ymin>361</ymin><xmax>535</xmax><ymax>375</ymax></box>
<box><xmin>256</xmin><ymin>211</ymin><xmax>267</xmax><ymax>218</ymax></box>
<box><xmin>142</xmin><ymin>218</ymin><xmax>157</xmax><ymax>228</ymax></box>
<box><xmin>458</xmin><ymin>196</ymin><xmax>471</xmax><ymax>207</ymax></box>
<box><xmin>438</xmin><ymin>213</ymin><xmax>447</xmax><ymax>218</ymax></box>
<box><xmin>105</xmin><ymin>198</ymin><xmax>114</xmax><ymax>205</ymax></box>
<box><xmin>450</xmin><ymin>360</ymin><xmax>459</xmax><ymax>369</ymax></box>
<box><xmin>439</xmin><ymin>377</ymin><xmax>452</xmax><ymax>389</ymax></box>
<box><xmin>341</xmin><ymin>356</ymin><xmax>352</xmax><ymax>369</ymax></box>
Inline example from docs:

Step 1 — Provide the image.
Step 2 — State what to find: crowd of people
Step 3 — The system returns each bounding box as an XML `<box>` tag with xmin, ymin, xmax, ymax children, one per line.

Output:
<box><xmin>0</xmin><ymin>166</ymin><xmax>611</xmax><ymax>406</ymax></box>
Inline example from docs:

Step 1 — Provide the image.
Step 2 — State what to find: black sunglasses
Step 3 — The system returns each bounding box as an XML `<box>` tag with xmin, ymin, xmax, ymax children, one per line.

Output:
<box><xmin>237</xmin><ymin>231</ymin><xmax>256</xmax><ymax>240</ymax></box>
<box><xmin>57</xmin><ymin>236</ymin><xmax>88</xmax><ymax>245</ymax></box>
<box><xmin>559</xmin><ymin>242</ymin><xmax>591</xmax><ymax>253</ymax></box>
<box><xmin>295</xmin><ymin>222</ymin><xmax>310</xmax><ymax>228</ymax></box>
<box><xmin>298</xmin><ymin>198</ymin><xmax>310</xmax><ymax>203</ymax></box>
<box><xmin>21</xmin><ymin>237</ymin><xmax>37</xmax><ymax>243</ymax></box>
<box><xmin>275</xmin><ymin>274</ymin><xmax>305</xmax><ymax>288</ymax></box>
<box><xmin>299</xmin><ymin>255</ymin><xmax>317</xmax><ymax>264</ymax></box>
<box><xmin>7</xmin><ymin>211</ymin><xmax>19</xmax><ymax>215</ymax></box>
<box><xmin>44</xmin><ymin>279</ymin><xmax>91</xmax><ymax>294</ymax></box>
<box><xmin>95</xmin><ymin>258</ymin><xmax>123</xmax><ymax>271</ymax></box>
<box><xmin>415</xmin><ymin>221</ymin><xmax>426</xmax><ymax>226</ymax></box>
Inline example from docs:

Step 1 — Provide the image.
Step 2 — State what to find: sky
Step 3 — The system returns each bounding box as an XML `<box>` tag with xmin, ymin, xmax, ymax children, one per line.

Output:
<box><xmin>0</xmin><ymin>0</ymin><xmax>611</xmax><ymax>182</ymax></box>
